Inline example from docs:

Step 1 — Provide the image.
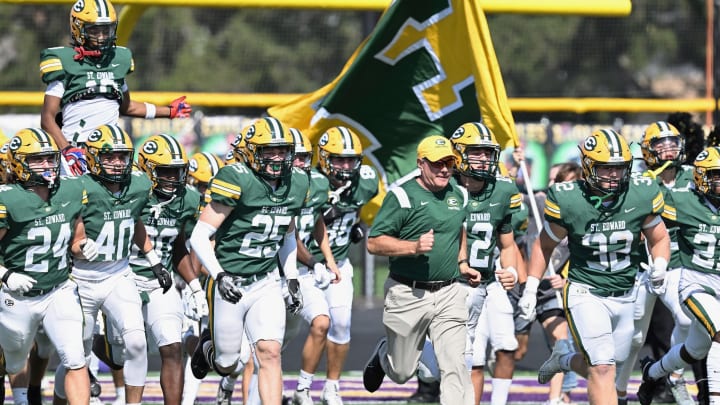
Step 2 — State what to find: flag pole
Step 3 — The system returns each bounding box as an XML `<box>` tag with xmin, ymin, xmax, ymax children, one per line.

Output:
<box><xmin>518</xmin><ymin>159</ymin><xmax>563</xmax><ymax>303</ymax></box>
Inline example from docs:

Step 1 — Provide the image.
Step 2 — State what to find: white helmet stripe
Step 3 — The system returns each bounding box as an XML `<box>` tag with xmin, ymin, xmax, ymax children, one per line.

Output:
<box><xmin>96</xmin><ymin>0</ymin><xmax>109</xmax><ymax>19</ymax></box>
<box><xmin>202</xmin><ymin>152</ymin><xmax>219</xmax><ymax>175</ymax></box>
<box><xmin>159</xmin><ymin>133</ymin><xmax>182</xmax><ymax>157</ymax></box>
<box><xmin>265</xmin><ymin>117</ymin><xmax>283</xmax><ymax>140</ymax></box>
<box><xmin>602</xmin><ymin>129</ymin><xmax>621</xmax><ymax>158</ymax></box>
<box><xmin>29</xmin><ymin>128</ymin><xmax>54</xmax><ymax>148</ymax></box>
<box><xmin>338</xmin><ymin>126</ymin><xmax>354</xmax><ymax>151</ymax></box>
<box><xmin>289</xmin><ymin>128</ymin><xmax>302</xmax><ymax>144</ymax></box>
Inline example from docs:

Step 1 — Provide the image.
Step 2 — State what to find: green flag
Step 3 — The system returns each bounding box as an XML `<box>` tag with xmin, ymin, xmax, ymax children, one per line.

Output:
<box><xmin>269</xmin><ymin>0</ymin><xmax>518</xmax><ymax>187</ymax></box>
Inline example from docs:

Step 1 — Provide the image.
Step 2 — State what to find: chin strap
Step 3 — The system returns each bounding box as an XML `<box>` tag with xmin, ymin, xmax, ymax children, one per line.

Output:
<box><xmin>642</xmin><ymin>160</ymin><xmax>673</xmax><ymax>180</ymax></box>
<box><xmin>589</xmin><ymin>192</ymin><xmax>614</xmax><ymax>209</ymax></box>
<box><xmin>73</xmin><ymin>46</ymin><xmax>102</xmax><ymax>61</ymax></box>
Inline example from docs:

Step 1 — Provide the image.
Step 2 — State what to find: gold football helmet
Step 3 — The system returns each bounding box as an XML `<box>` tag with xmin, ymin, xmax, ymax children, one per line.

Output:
<box><xmin>229</xmin><ymin>132</ymin><xmax>247</xmax><ymax>164</ymax></box>
<box><xmin>693</xmin><ymin>146</ymin><xmax>720</xmax><ymax>199</ymax></box>
<box><xmin>317</xmin><ymin>126</ymin><xmax>363</xmax><ymax>182</ymax></box>
<box><xmin>450</xmin><ymin>122</ymin><xmax>501</xmax><ymax>180</ymax></box>
<box><xmin>188</xmin><ymin>152</ymin><xmax>223</xmax><ymax>187</ymax></box>
<box><xmin>242</xmin><ymin>117</ymin><xmax>294</xmax><ymax>180</ymax></box>
<box><xmin>84</xmin><ymin>124</ymin><xmax>134</xmax><ymax>183</ymax></box>
<box><xmin>138</xmin><ymin>134</ymin><xmax>188</xmax><ymax>198</ymax></box>
<box><xmin>289</xmin><ymin>128</ymin><xmax>312</xmax><ymax>171</ymax></box>
<box><xmin>579</xmin><ymin>129</ymin><xmax>633</xmax><ymax>195</ymax></box>
<box><xmin>70</xmin><ymin>0</ymin><xmax>117</xmax><ymax>52</ymax></box>
<box><xmin>7</xmin><ymin>128</ymin><xmax>60</xmax><ymax>187</ymax></box>
<box><xmin>0</xmin><ymin>131</ymin><xmax>11</xmax><ymax>184</ymax></box>
<box><xmin>641</xmin><ymin>121</ymin><xmax>685</xmax><ymax>169</ymax></box>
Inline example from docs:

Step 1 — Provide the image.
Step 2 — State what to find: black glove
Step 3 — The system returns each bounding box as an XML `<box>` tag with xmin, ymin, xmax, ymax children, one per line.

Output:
<box><xmin>350</xmin><ymin>223</ymin><xmax>365</xmax><ymax>243</ymax></box>
<box><xmin>151</xmin><ymin>263</ymin><xmax>172</xmax><ymax>293</ymax></box>
<box><xmin>286</xmin><ymin>278</ymin><xmax>303</xmax><ymax>314</ymax></box>
<box><xmin>216</xmin><ymin>272</ymin><xmax>242</xmax><ymax>304</ymax></box>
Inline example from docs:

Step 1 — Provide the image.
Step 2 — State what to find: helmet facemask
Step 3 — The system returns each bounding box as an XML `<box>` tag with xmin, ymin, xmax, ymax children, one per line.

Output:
<box><xmin>458</xmin><ymin>145</ymin><xmax>500</xmax><ymax>180</ymax></box>
<box><xmin>81</xmin><ymin>22</ymin><xmax>117</xmax><ymax>52</ymax></box>
<box><xmin>250</xmin><ymin>144</ymin><xmax>294</xmax><ymax>180</ymax></box>
<box><xmin>151</xmin><ymin>165</ymin><xmax>187</xmax><ymax>199</ymax></box>
<box><xmin>20</xmin><ymin>152</ymin><xmax>61</xmax><ymax>188</ymax></box>
<box><xmin>293</xmin><ymin>152</ymin><xmax>312</xmax><ymax>172</ymax></box>
<box><xmin>647</xmin><ymin>136</ymin><xmax>685</xmax><ymax>168</ymax></box>
<box><xmin>94</xmin><ymin>150</ymin><xmax>132</xmax><ymax>184</ymax></box>
<box><xmin>326</xmin><ymin>154</ymin><xmax>361</xmax><ymax>182</ymax></box>
<box><xmin>584</xmin><ymin>161</ymin><xmax>632</xmax><ymax>196</ymax></box>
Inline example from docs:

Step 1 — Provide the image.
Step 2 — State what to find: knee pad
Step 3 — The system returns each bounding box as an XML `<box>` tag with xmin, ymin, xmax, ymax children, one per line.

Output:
<box><xmin>327</xmin><ymin>306</ymin><xmax>352</xmax><ymax>344</ymax></box>
<box><xmin>123</xmin><ymin>329</ymin><xmax>147</xmax><ymax>360</ymax></box>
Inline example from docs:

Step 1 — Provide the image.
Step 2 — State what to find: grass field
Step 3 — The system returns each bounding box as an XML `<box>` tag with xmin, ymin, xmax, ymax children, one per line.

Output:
<box><xmin>4</xmin><ymin>370</ymin><xmax>679</xmax><ymax>405</ymax></box>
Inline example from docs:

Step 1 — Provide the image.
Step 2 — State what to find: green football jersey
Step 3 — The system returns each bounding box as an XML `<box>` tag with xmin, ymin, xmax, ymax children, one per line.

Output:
<box><xmin>663</xmin><ymin>188</ymin><xmax>720</xmax><ymax>275</ymax></box>
<box><xmin>297</xmin><ymin>168</ymin><xmax>330</xmax><ymax>248</ymax></box>
<box><xmin>207</xmin><ymin>164</ymin><xmax>309</xmax><ymax>277</ymax></box>
<box><xmin>369</xmin><ymin>177</ymin><xmax>467</xmax><ymax>281</ymax></box>
<box><xmin>129</xmin><ymin>187</ymin><xmax>202</xmax><ymax>278</ymax></box>
<box><xmin>39</xmin><ymin>46</ymin><xmax>134</xmax><ymax>107</ymax></box>
<box><xmin>465</xmin><ymin>178</ymin><xmax>522</xmax><ymax>281</ymax></box>
<box><xmin>659</xmin><ymin>165</ymin><xmax>695</xmax><ymax>269</ymax></box>
<box><xmin>309</xmin><ymin>165</ymin><xmax>379</xmax><ymax>261</ymax></box>
<box><xmin>80</xmin><ymin>171</ymin><xmax>152</xmax><ymax>263</ymax></box>
<box><xmin>0</xmin><ymin>177</ymin><xmax>87</xmax><ymax>290</ymax></box>
<box><xmin>544</xmin><ymin>177</ymin><xmax>664</xmax><ymax>294</ymax></box>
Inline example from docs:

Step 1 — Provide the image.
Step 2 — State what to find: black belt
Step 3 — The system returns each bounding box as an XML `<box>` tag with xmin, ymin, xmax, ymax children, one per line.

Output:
<box><xmin>24</xmin><ymin>284</ymin><xmax>60</xmax><ymax>298</ymax></box>
<box><xmin>390</xmin><ymin>273</ymin><xmax>455</xmax><ymax>292</ymax></box>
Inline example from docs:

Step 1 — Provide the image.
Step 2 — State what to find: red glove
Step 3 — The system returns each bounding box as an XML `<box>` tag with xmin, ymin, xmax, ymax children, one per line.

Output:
<box><xmin>62</xmin><ymin>146</ymin><xmax>88</xmax><ymax>176</ymax></box>
<box><xmin>169</xmin><ymin>96</ymin><xmax>192</xmax><ymax>118</ymax></box>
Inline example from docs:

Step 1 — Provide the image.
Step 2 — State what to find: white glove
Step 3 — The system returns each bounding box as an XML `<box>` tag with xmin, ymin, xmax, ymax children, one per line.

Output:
<box><xmin>517</xmin><ymin>276</ymin><xmax>539</xmax><ymax>321</ymax></box>
<box><xmin>313</xmin><ymin>262</ymin><xmax>335</xmax><ymax>289</ymax></box>
<box><xmin>183</xmin><ymin>279</ymin><xmax>208</xmax><ymax>321</ymax></box>
<box><xmin>4</xmin><ymin>272</ymin><xmax>37</xmax><ymax>294</ymax></box>
<box><xmin>641</xmin><ymin>257</ymin><xmax>667</xmax><ymax>295</ymax></box>
<box><xmin>81</xmin><ymin>238</ymin><xmax>99</xmax><ymax>261</ymax></box>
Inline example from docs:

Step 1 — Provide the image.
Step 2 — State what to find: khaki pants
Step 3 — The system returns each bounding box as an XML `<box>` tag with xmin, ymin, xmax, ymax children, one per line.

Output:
<box><xmin>380</xmin><ymin>278</ymin><xmax>473</xmax><ymax>405</ymax></box>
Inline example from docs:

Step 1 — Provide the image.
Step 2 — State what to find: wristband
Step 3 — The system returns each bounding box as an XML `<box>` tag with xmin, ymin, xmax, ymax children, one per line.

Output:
<box><xmin>145</xmin><ymin>249</ymin><xmax>161</xmax><ymax>267</ymax></box>
<box><xmin>524</xmin><ymin>276</ymin><xmax>540</xmax><ymax>293</ymax></box>
<box><xmin>144</xmin><ymin>102</ymin><xmax>156</xmax><ymax>119</ymax></box>
<box><xmin>1</xmin><ymin>269</ymin><xmax>12</xmax><ymax>283</ymax></box>
<box><xmin>188</xmin><ymin>278</ymin><xmax>203</xmax><ymax>293</ymax></box>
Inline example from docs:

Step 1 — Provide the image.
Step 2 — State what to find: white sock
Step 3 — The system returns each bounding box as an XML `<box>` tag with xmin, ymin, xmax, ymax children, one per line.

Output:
<box><xmin>649</xmin><ymin>345</ymin><xmax>687</xmax><ymax>380</ymax></box>
<box><xmin>490</xmin><ymin>378</ymin><xmax>512</xmax><ymax>405</ymax></box>
<box><xmin>181</xmin><ymin>357</ymin><xmax>203</xmax><ymax>405</ymax></box>
<box><xmin>12</xmin><ymin>388</ymin><xmax>28</xmax><ymax>405</ymax></box>
<box><xmin>707</xmin><ymin>342</ymin><xmax>720</xmax><ymax>404</ymax></box>
<box><xmin>220</xmin><ymin>375</ymin><xmax>236</xmax><ymax>392</ymax></box>
<box><xmin>297</xmin><ymin>370</ymin><xmax>314</xmax><ymax>391</ymax></box>
<box><xmin>324</xmin><ymin>379</ymin><xmax>340</xmax><ymax>392</ymax></box>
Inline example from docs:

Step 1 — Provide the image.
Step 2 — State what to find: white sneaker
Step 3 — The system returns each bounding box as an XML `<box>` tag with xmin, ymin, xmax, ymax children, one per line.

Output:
<box><xmin>538</xmin><ymin>339</ymin><xmax>573</xmax><ymax>384</ymax></box>
<box><xmin>111</xmin><ymin>396</ymin><xmax>125</xmax><ymax>405</ymax></box>
<box><xmin>668</xmin><ymin>377</ymin><xmax>695</xmax><ymax>405</ymax></box>
<box><xmin>320</xmin><ymin>386</ymin><xmax>344</xmax><ymax>405</ymax></box>
<box><xmin>291</xmin><ymin>389</ymin><xmax>313</xmax><ymax>405</ymax></box>
<box><xmin>89</xmin><ymin>397</ymin><xmax>103</xmax><ymax>405</ymax></box>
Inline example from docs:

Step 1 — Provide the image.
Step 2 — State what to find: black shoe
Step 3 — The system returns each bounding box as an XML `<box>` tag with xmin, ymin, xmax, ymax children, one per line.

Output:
<box><xmin>407</xmin><ymin>379</ymin><xmax>440</xmax><ymax>403</ymax></box>
<box><xmin>191</xmin><ymin>329</ymin><xmax>212</xmax><ymax>379</ymax></box>
<box><xmin>637</xmin><ymin>357</ymin><xmax>659</xmax><ymax>405</ymax></box>
<box><xmin>363</xmin><ymin>337</ymin><xmax>387</xmax><ymax>392</ymax></box>
<box><xmin>28</xmin><ymin>385</ymin><xmax>42</xmax><ymax>405</ymax></box>
<box><xmin>88</xmin><ymin>368</ymin><xmax>102</xmax><ymax>398</ymax></box>
<box><xmin>92</xmin><ymin>334</ymin><xmax>124</xmax><ymax>371</ymax></box>
<box><xmin>407</xmin><ymin>391</ymin><xmax>440</xmax><ymax>403</ymax></box>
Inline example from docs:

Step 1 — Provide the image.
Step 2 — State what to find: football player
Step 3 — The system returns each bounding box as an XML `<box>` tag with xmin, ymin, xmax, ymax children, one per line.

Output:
<box><xmin>298</xmin><ymin>126</ymin><xmax>379</xmax><ymax>404</ymax></box>
<box><xmin>126</xmin><ymin>134</ymin><xmax>204</xmax><ymax>404</ymax></box>
<box><xmin>0</xmin><ymin>129</ymin><xmax>90</xmax><ymax>405</ymax></box>
<box><xmin>416</xmin><ymin>123</ymin><xmax>521</xmax><ymax>405</ymax></box>
<box><xmin>518</xmin><ymin>129</ymin><xmax>670</xmax><ymax>404</ymax></box>
<box><xmin>181</xmin><ymin>152</ymin><xmax>224</xmax><ymax>405</ymax></box>
<box><xmin>637</xmin><ymin>146</ymin><xmax>720</xmax><ymax>405</ymax></box>
<box><xmin>39</xmin><ymin>0</ymin><xmax>190</xmax><ymax>175</ymax></box>
<box><xmin>53</xmin><ymin>124</ymin><xmax>171</xmax><ymax>405</ymax></box>
<box><xmin>285</xmin><ymin>128</ymin><xmax>342</xmax><ymax>405</ymax></box>
<box><xmin>615</xmin><ymin>121</ymin><xmax>694</xmax><ymax>405</ymax></box>
<box><xmin>189</xmin><ymin>117</ymin><xmax>308</xmax><ymax>404</ymax></box>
